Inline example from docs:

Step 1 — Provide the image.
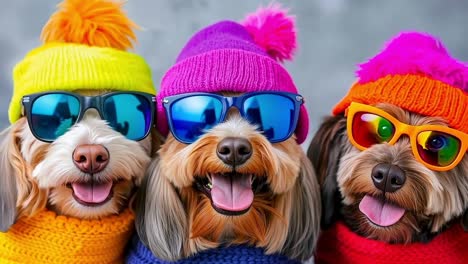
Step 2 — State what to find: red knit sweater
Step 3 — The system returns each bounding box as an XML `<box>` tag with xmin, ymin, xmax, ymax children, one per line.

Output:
<box><xmin>315</xmin><ymin>222</ymin><xmax>468</xmax><ymax>264</ymax></box>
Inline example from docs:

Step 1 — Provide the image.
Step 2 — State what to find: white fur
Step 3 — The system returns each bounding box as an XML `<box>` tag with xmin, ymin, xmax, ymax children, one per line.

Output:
<box><xmin>209</xmin><ymin>115</ymin><xmax>263</xmax><ymax>139</ymax></box>
<box><xmin>32</xmin><ymin>113</ymin><xmax>149</xmax><ymax>187</ymax></box>
<box><xmin>28</xmin><ymin>110</ymin><xmax>150</xmax><ymax>218</ymax></box>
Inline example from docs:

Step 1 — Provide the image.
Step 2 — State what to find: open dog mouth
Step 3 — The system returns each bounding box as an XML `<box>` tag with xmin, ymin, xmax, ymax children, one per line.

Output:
<box><xmin>67</xmin><ymin>181</ymin><xmax>115</xmax><ymax>207</ymax></box>
<box><xmin>359</xmin><ymin>195</ymin><xmax>406</xmax><ymax>227</ymax></box>
<box><xmin>195</xmin><ymin>172</ymin><xmax>267</xmax><ymax>216</ymax></box>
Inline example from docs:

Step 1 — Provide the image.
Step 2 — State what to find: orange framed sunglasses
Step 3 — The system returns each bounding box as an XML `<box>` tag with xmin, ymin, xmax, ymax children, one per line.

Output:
<box><xmin>345</xmin><ymin>102</ymin><xmax>468</xmax><ymax>171</ymax></box>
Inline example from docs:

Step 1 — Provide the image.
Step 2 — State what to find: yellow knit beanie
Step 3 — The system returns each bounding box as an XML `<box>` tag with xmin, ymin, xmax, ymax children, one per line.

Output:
<box><xmin>9</xmin><ymin>0</ymin><xmax>155</xmax><ymax>124</ymax></box>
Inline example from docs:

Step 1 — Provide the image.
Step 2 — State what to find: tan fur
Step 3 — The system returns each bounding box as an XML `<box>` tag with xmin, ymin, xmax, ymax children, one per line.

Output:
<box><xmin>159</xmin><ymin>117</ymin><xmax>300</xmax><ymax>194</ymax></box>
<box><xmin>309</xmin><ymin>103</ymin><xmax>468</xmax><ymax>243</ymax></box>
<box><xmin>9</xmin><ymin>118</ymin><xmax>48</xmax><ymax>220</ymax></box>
<box><xmin>136</xmin><ymin>112</ymin><xmax>320</xmax><ymax>261</ymax></box>
<box><xmin>159</xmin><ymin>116</ymin><xmax>299</xmax><ymax>251</ymax></box>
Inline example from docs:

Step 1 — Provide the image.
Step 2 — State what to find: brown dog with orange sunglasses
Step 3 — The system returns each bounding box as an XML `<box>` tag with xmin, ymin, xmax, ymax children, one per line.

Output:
<box><xmin>308</xmin><ymin>32</ymin><xmax>468</xmax><ymax>263</ymax></box>
<box><xmin>346</xmin><ymin>102</ymin><xmax>467</xmax><ymax>172</ymax></box>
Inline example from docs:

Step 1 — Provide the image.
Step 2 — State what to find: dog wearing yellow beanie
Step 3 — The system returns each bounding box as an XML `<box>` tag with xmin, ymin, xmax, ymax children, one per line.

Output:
<box><xmin>0</xmin><ymin>0</ymin><xmax>158</xmax><ymax>263</ymax></box>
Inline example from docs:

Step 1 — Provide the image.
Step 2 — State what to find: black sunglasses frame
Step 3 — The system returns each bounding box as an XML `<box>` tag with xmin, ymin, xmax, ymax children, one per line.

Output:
<box><xmin>22</xmin><ymin>91</ymin><xmax>156</xmax><ymax>142</ymax></box>
<box><xmin>162</xmin><ymin>91</ymin><xmax>304</xmax><ymax>144</ymax></box>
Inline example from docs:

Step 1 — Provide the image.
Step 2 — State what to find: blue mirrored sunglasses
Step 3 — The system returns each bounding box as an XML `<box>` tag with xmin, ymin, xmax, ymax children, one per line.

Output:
<box><xmin>163</xmin><ymin>91</ymin><xmax>303</xmax><ymax>144</ymax></box>
<box><xmin>22</xmin><ymin>91</ymin><xmax>156</xmax><ymax>142</ymax></box>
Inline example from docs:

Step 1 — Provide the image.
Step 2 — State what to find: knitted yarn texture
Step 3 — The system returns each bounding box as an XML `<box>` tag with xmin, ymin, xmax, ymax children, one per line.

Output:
<box><xmin>0</xmin><ymin>209</ymin><xmax>135</xmax><ymax>264</ymax></box>
<box><xmin>315</xmin><ymin>221</ymin><xmax>468</xmax><ymax>264</ymax></box>
<box><xmin>126</xmin><ymin>236</ymin><xmax>300</xmax><ymax>264</ymax></box>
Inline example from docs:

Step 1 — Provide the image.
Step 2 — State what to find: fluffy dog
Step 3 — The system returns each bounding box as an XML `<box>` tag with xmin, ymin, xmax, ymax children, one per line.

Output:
<box><xmin>0</xmin><ymin>1</ymin><xmax>158</xmax><ymax>262</ymax></box>
<box><xmin>136</xmin><ymin>107</ymin><xmax>320</xmax><ymax>261</ymax></box>
<box><xmin>307</xmin><ymin>32</ymin><xmax>468</xmax><ymax>264</ymax></box>
<box><xmin>0</xmin><ymin>89</ymin><xmax>156</xmax><ymax>228</ymax></box>
<box><xmin>0</xmin><ymin>0</ymin><xmax>158</xmax><ymax>230</ymax></box>
<box><xmin>309</xmin><ymin>103</ymin><xmax>468</xmax><ymax>243</ymax></box>
<box><xmin>133</xmin><ymin>6</ymin><xmax>320</xmax><ymax>262</ymax></box>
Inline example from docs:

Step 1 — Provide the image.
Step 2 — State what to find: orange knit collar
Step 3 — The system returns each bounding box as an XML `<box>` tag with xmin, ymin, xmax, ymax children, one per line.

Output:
<box><xmin>0</xmin><ymin>209</ymin><xmax>135</xmax><ymax>264</ymax></box>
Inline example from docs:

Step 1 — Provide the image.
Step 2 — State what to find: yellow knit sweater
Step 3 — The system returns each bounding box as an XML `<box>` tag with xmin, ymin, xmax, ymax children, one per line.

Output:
<box><xmin>0</xmin><ymin>209</ymin><xmax>135</xmax><ymax>264</ymax></box>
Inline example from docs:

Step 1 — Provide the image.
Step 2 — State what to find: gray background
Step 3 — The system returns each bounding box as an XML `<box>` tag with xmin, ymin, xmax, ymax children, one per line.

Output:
<box><xmin>1</xmin><ymin>0</ymin><xmax>467</xmax><ymax>145</ymax></box>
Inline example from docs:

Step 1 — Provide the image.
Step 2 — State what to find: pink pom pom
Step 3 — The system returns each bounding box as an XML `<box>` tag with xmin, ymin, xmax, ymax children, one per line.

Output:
<box><xmin>358</xmin><ymin>31</ymin><xmax>468</xmax><ymax>91</ymax></box>
<box><xmin>242</xmin><ymin>4</ymin><xmax>297</xmax><ymax>62</ymax></box>
<box><xmin>384</xmin><ymin>32</ymin><xmax>449</xmax><ymax>56</ymax></box>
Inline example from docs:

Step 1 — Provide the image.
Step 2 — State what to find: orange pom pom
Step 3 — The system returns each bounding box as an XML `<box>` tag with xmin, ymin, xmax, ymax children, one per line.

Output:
<box><xmin>41</xmin><ymin>0</ymin><xmax>139</xmax><ymax>50</ymax></box>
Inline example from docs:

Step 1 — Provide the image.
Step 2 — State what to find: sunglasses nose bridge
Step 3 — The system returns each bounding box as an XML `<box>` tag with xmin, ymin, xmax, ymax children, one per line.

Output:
<box><xmin>223</xmin><ymin>105</ymin><xmax>243</xmax><ymax>122</ymax></box>
<box><xmin>392</xmin><ymin>123</ymin><xmax>412</xmax><ymax>140</ymax></box>
<box><xmin>81</xmin><ymin>97</ymin><xmax>104</xmax><ymax>119</ymax></box>
<box><xmin>222</xmin><ymin>97</ymin><xmax>242</xmax><ymax>121</ymax></box>
<box><xmin>81</xmin><ymin>96</ymin><xmax>97</xmax><ymax>109</ymax></box>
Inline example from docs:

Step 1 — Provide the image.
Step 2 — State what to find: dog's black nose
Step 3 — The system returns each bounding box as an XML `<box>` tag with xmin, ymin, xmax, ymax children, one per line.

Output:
<box><xmin>217</xmin><ymin>137</ymin><xmax>252</xmax><ymax>166</ymax></box>
<box><xmin>371</xmin><ymin>163</ymin><xmax>406</xmax><ymax>193</ymax></box>
<box><xmin>73</xmin><ymin>144</ymin><xmax>109</xmax><ymax>174</ymax></box>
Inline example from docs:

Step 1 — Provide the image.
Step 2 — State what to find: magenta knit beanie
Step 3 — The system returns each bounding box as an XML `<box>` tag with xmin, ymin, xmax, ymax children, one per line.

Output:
<box><xmin>157</xmin><ymin>5</ymin><xmax>309</xmax><ymax>144</ymax></box>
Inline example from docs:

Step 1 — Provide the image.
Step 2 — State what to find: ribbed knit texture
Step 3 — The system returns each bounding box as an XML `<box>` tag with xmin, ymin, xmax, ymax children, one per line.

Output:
<box><xmin>333</xmin><ymin>32</ymin><xmax>468</xmax><ymax>133</ymax></box>
<box><xmin>158</xmin><ymin>20</ymin><xmax>309</xmax><ymax>143</ymax></box>
<box><xmin>333</xmin><ymin>74</ymin><xmax>468</xmax><ymax>133</ymax></box>
<box><xmin>10</xmin><ymin>42</ymin><xmax>155</xmax><ymax>124</ymax></box>
<box><xmin>126</xmin><ymin>236</ymin><xmax>299</xmax><ymax>264</ymax></box>
<box><xmin>0</xmin><ymin>209</ymin><xmax>135</xmax><ymax>264</ymax></box>
<box><xmin>315</xmin><ymin>222</ymin><xmax>468</xmax><ymax>264</ymax></box>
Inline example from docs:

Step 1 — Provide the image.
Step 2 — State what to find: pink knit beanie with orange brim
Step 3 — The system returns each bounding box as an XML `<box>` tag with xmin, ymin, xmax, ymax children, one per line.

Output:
<box><xmin>157</xmin><ymin>5</ymin><xmax>309</xmax><ymax>143</ymax></box>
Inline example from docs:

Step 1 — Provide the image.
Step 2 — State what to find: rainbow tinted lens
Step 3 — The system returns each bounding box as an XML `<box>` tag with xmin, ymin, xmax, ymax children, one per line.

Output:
<box><xmin>352</xmin><ymin>112</ymin><xmax>395</xmax><ymax>148</ymax></box>
<box><xmin>31</xmin><ymin>94</ymin><xmax>80</xmax><ymax>141</ymax></box>
<box><xmin>416</xmin><ymin>131</ymin><xmax>461</xmax><ymax>167</ymax></box>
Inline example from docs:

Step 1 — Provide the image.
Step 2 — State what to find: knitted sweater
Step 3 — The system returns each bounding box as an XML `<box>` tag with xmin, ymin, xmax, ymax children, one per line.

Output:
<box><xmin>0</xmin><ymin>209</ymin><xmax>135</xmax><ymax>264</ymax></box>
<box><xmin>315</xmin><ymin>221</ymin><xmax>468</xmax><ymax>264</ymax></box>
<box><xmin>126</xmin><ymin>236</ymin><xmax>300</xmax><ymax>264</ymax></box>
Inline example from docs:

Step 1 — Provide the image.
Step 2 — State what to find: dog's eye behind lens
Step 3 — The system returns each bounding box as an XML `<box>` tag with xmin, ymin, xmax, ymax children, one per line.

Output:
<box><xmin>170</xmin><ymin>96</ymin><xmax>223</xmax><ymax>143</ymax></box>
<box><xmin>352</xmin><ymin>112</ymin><xmax>395</xmax><ymax>147</ymax></box>
<box><xmin>103</xmin><ymin>94</ymin><xmax>152</xmax><ymax>140</ymax></box>
<box><xmin>417</xmin><ymin>131</ymin><xmax>460</xmax><ymax>166</ymax></box>
<box><xmin>243</xmin><ymin>94</ymin><xmax>295</xmax><ymax>142</ymax></box>
<box><xmin>31</xmin><ymin>94</ymin><xmax>80</xmax><ymax>141</ymax></box>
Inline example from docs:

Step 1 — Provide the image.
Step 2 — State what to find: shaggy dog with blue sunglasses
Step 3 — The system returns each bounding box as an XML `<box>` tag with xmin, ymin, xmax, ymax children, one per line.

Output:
<box><xmin>131</xmin><ymin>6</ymin><xmax>320</xmax><ymax>263</ymax></box>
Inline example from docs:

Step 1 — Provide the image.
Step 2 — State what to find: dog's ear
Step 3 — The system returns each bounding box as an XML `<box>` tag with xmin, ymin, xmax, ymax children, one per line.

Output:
<box><xmin>0</xmin><ymin>119</ymin><xmax>48</xmax><ymax>232</ymax></box>
<box><xmin>135</xmin><ymin>157</ymin><xmax>188</xmax><ymax>261</ymax></box>
<box><xmin>0</xmin><ymin>126</ymin><xmax>18</xmax><ymax>232</ymax></box>
<box><xmin>282</xmin><ymin>154</ymin><xmax>321</xmax><ymax>261</ymax></box>
<box><xmin>307</xmin><ymin>115</ymin><xmax>347</xmax><ymax>229</ymax></box>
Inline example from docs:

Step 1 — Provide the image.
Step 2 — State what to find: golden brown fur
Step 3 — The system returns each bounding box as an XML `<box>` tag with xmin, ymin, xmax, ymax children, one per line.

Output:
<box><xmin>308</xmin><ymin>103</ymin><xmax>468</xmax><ymax>243</ymax></box>
<box><xmin>136</xmin><ymin>112</ymin><xmax>321</xmax><ymax>261</ymax></box>
<box><xmin>0</xmin><ymin>90</ymin><xmax>158</xmax><ymax>232</ymax></box>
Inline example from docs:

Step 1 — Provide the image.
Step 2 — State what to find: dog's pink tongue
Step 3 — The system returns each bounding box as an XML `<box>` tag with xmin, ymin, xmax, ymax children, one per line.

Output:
<box><xmin>71</xmin><ymin>182</ymin><xmax>113</xmax><ymax>204</ymax></box>
<box><xmin>211</xmin><ymin>173</ymin><xmax>254</xmax><ymax>212</ymax></box>
<box><xmin>359</xmin><ymin>195</ymin><xmax>405</xmax><ymax>227</ymax></box>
